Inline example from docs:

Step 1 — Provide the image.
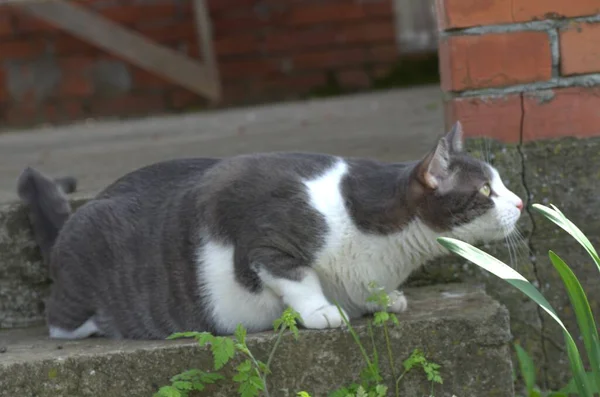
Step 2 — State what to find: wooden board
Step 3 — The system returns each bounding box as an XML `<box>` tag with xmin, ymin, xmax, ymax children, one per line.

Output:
<box><xmin>16</xmin><ymin>0</ymin><xmax>221</xmax><ymax>101</ymax></box>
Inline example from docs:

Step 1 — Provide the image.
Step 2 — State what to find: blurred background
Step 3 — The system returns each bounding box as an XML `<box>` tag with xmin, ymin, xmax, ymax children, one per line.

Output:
<box><xmin>0</xmin><ymin>0</ymin><xmax>439</xmax><ymax>127</ymax></box>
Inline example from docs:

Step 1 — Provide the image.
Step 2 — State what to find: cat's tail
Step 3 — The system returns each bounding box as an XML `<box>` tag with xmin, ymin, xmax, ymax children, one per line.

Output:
<box><xmin>17</xmin><ymin>167</ymin><xmax>77</xmax><ymax>263</ymax></box>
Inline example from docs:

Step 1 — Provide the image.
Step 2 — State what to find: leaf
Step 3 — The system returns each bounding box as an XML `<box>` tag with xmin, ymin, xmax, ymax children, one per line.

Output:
<box><xmin>532</xmin><ymin>204</ymin><xmax>600</xmax><ymax>273</ymax></box>
<box><xmin>373</xmin><ymin>312</ymin><xmax>389</xmax><ymax>326</ymax></box>
<box><xmin>167</xmin><ymin>331</ymin><xmax>203</xmax><ymax>340</ymax></box>
<box><xmin>172</xmin><ymin>381</ymin><xmax>195</xmax><ymax>391</ymax></box>
<box><xmin>374</xmin><ymin>384</ymin><xmax>388</xmax><ymax>397</ymax></box>
<box><xmin>437</xmin><ymin>236</ymin><xmax>593</xmax><ymax>397</ymax></box>
<box><xmin>211</xmin><ymin>337</ymin><xmax>236</xmax><ymax>370</ymax></box>
<box><xmin>154</xmin><ymin>386</ymin><xmax>183</xmax><ymax>397</ymax></box>
<box><xmin>233</xmin><ymin>372</ymin><xmax>249</xmax><ymax>383</ymax></box>
<box><xmin>356</xmin><ymin>386</ymin><xmax>368</xmax><ymax>397</ymax></box>
<box><xmin>514</xmin><ymin>344</ymin><xmax>537</xmax><ymax>394</ymax></box>
<box><xmin>237</xmin><ymin>359</ymin><xmax>252</xmax><ymax>373</ymax></box>
<box><xmin>238</xmin><ymin>379</ymin><xmax>261</xmax><ymax>397</ymax></box>
<box><xmin>196</xmin><ymin>332</ymin><xmax>215</xmax><ymax>347</ymax></box>
<box><xmin>200</xmin><ymin>372</ymin><xmax>224</xmax><ymax>384</ymax></box>
<box><xmin>549</xmin><ymin>251</ymin><xmax>600</xmax><ymax>388</ymax></box>
<box><xmin>403</xmin><ymin>349</ymin><xmax>425</xmax><ymax>371</ymax></box>
<box><xmin>297</xmin><ymin>392</ymin><xmax>312</xmax><ymax>397</ymax></box>
<box><xmin>558</xmin><ymin>372</ymin><xmax>600</xmax><ymax>394</ymax></box>
<box><xmin>235</xmin><ymin>324</ymin><xmax>247</xmax><ymax>345</ymax></box>
<box><xmin>248</xmin><ymin>375</ymin><xmax>265</xmax><ymax>390</ymax></box>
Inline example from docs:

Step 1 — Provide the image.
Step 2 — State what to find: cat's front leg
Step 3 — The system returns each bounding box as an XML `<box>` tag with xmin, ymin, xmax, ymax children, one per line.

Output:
<box><xmin>257</xmin><ymin>261</ymin><xmax>349</xmax><ymax>329</ymax></box>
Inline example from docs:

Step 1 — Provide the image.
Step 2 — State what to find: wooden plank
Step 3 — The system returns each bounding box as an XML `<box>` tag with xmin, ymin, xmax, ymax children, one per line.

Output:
<box><xmin>16</xmin><ymin>0</ymin><xmax>221</xmax><ymax>101</ymax></box>
<box><xmin>193</xmin><ymin>0</ymin><xmax>221</xmax><ymax>102</ymax></box>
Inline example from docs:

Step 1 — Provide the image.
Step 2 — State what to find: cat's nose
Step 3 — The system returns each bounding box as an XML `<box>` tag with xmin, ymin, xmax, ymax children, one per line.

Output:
<box><xmin>516</xmin><ymin>199</ymin><xmax>524</xmax><ymax>211</ymax></box>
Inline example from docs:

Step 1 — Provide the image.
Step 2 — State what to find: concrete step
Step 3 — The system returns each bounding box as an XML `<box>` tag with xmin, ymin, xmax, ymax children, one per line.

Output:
<box><xmin>0</xmin><ymin>284</ymin><xmax>514</xmax><ymax>397</ymax></box>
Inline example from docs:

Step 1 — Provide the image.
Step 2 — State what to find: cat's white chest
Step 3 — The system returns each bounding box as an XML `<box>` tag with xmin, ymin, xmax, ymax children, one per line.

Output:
<box><xmin>305</xmin><ymin>160</ymin><xmax>441</xmax><ymax>316</ymax></box>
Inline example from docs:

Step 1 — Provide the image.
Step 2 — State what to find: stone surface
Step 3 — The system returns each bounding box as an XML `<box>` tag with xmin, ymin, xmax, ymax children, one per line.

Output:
<box><xmin>0</xmin><ymin>85</ymin><xmax>444</xmax><ymax>203</ymax></box>
<box><xmin>520</xmin><ymin>136</ymin><xmax>600</xmax><ymax>389</ymax></box>
<box><xmin>0</xmin><ymin>198</ymin><xmax>88</xmax><ymax>329</ymax></box>
<box><xmin>0</xmin><ymin>284</ymin><xmax>514</xmax><ymax>397</ymax></box>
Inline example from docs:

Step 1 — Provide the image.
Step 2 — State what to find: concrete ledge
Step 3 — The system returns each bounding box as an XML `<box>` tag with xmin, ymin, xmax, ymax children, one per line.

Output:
<box><xmin>0</xmin><ymin>284</ymin><xmax>514</xmax><ymax>397</ymax></box>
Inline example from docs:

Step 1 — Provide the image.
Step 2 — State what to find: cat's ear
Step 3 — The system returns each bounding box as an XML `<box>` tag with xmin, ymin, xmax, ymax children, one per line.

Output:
<box><xmin>417</xmin><ymin>137</ymin><xmax>451</xmax><ymax>190</ymax></box>
<box><xmin>445</xmin><ymin>121</ymin><xmax>464</xmax><ymax>153</ymax></box>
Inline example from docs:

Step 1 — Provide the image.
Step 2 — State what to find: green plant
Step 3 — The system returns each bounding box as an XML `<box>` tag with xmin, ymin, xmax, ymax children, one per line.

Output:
<box><xmin>154</xmin><ymin>308</ymin><xmax>301</xmax><ymax>397</ymax></box>
<box><xmin>330</xmin><ymin>282</ymin><xmax>443</xmax><ymax>397</ymax></box>
<box><xmin>155</xmin><ymin>284</ymin><xmax>444</xmax><ymax>397</ymax></box>
<box><xmin>437</xmin><ymin>203</ymin><xmax>600</xmax><ymax>397</ymax></box>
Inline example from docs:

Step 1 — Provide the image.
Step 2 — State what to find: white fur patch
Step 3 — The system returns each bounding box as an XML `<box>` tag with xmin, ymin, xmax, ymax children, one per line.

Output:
<box><xmin>198</xmin><ymin>241</ymin><xmax>284</xmax><ymax>334</ymax></box>
<box><xmin>49</xmin><ymin>318</ymin><xmax>100</xmax><ymax>339</ymax></box>
<box><xmin>304</xmin><ymin>160</ymin><xmax>446</xmax><ymax>317</ymax></box>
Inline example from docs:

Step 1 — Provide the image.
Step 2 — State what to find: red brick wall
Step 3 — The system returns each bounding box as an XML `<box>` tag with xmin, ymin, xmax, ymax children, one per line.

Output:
<box><xmin>0</xmin><ymin>0</ymin><xmax>399</xmax><ymax>128</ymax></box>
<box><xmin>436</xmin><ymin>0</ymin><xmax>600</xmax><ymax>142</ymax></box>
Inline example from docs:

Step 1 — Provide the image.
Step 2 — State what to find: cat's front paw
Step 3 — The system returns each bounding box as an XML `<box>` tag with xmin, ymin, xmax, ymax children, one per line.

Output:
<box><xmin>300</xmin><ymin>305</ymin><xmax>348</xmax><ymax>329</ymax></box>
<box><xmin>388</xmin><ymin>290</ymin><xmax>408</xmax><ymax>313</ymax></box>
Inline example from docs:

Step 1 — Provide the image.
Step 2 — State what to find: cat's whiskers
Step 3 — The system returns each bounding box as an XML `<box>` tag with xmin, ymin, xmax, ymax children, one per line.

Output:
<box><xmin>503</xmin><ymin>226</ymin><xmax>529</xmax><ymax>271</ymax></box>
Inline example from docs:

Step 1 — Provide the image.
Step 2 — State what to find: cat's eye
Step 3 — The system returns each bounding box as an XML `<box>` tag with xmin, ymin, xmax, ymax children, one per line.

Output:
<box><xmin>479</xmin><ymin>183</ymin><xmax>492</xmax><ymax>197</ymax></box>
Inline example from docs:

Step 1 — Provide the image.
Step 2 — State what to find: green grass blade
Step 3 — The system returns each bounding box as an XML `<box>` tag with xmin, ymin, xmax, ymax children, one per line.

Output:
<box><xmin>437</xmin><ymin>237</ymin><xmax>593</xmax><ymax>397</ymax></box>
<box><xmin>514</xmin><ymin>344</ymin><xmax>537</xmax><ymax>394</ymax></box>
<box><xmin>549</xmin><ymin>251</ymin><xmax>600</xmax><ymax>389</ymax></box>
<box><xmin>532</xmin><ymin>204</ymin><xmax>600</xmax><ymax>272</ymax></box>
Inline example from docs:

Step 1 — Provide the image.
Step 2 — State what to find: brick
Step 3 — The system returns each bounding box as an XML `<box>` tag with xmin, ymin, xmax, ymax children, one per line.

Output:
<box><xmin>132</xmin><ymin>68</ymin><xmax>171</xmax><ymax>89</ymax></box>
<box><xmin>372</xmin><ymin>64</ymin><xmax>394</xmax><ymax>80</ymax></box>
<box><xmin>263</xmin><ymin>73</ymin><xmax>329</xmax><ymax>96</ymax></box>
<box><xmin>339</xmin><ymin>21</ymin><xmax>396</xmax><ymax>44</ymax></box>
<box><xmin>167</xmin><ymin>88</ymin><xmax>204</xmax><ymax>109</ymax></box>
<box><xmin>89</xmin><ymin>93</ymin><xmax>166</xmax><ymax>117</ymax></box>
<box><xmin>435</xmin><ymin>0</ymin><xmax>514</xmax><ymax>30</ymax></box>
<box><xmin>560</xmin><ymin>22</ymin><xmax>600</xmax><ymax>76</ymax></box>
<box><xmin>337</xmin><ymin>68</ymin><xmax>372</xmax><ymax>89</ymax></box>
<box><xmin>213</xmin><ymin>15</ymin><xmax>273</xmax><ymax>36</ymax></box>
<box><xmin>3</xmin><ymin>104</ymin><xmax>39</xmax><ymax>126</ymax></box>
<box><xmin>293</xmin><ymin>48</ymin><xmax>367</xmax><ymax>70</ymax></box>
<box><xmin>0</xmin><ymin>68</ymin><xmax>7</xmax><ymax>102</ymax></box>
<box><xmin>220</xmin><ymin>59</ymin><xmax>281</xmax><ymax>80</ymax></box>
<box><xmin>58</xmin><ymin>74</ymin><xmax>94</xmax><ymax>97</ymax></box>
<box><xmin>523</xmin><ymin>87</ymin><xmax>600</xmax><ymax>141</ymax></box>
<box><xmin>436</xmin><ymin>0</ymin><xmax>600</xmax><ymax>30</ymax></box>
<box><xmin>0</xmin><ymin>39</ymin><xmax>46</xmax><ymax>60</ymax></box>
<box><xmin>59</xmin><ymin>56</ymin><xmax>96</xmax><ymax>73</ymax></box>
<box><xmin>215</xmin><ymin>34</ymin><xmax>262</xmax><ymax>57</ymax></box>
<box><xmin>439</xmin><ymin>31</ymin><xmax>552</xmax><ymax>91</ymax></box>
<box><xmin>12</xmin><ymin>10</ymin><xmax>58</xmax><ymax>34</ymax></box>
<box><xmin>263</xmin><ymin>28</ymin><xmax>336</xmax><ymax>53</ymax></box>
<box><xmin>132</xmin><ymin>21</ymin><xmax>196</xmax><ymax>43</ymax></box>
<box><xmin>445</xmin><ymin>94</ymin><xmax>522</xmax><ymax>142</ymax></box>
<box><xmin>53</xmin><ymin>33</ymin><xmax>98</xmax><ymax>56</ymax></box>
<box><xmin>512</xmin><ymin>0</ymin><xmax>600</xmax><ymax>22</ymax></box>
<box><xmin>369</xmin><ymin>44</ymin><xmax>399</xmax><ymax>63</ymax></box>
<box><xmin>99</xmin><ymin>4</ymin><xmax>179</xmax><ymax>25</ymax></box>
<box><xmin>0</xmin><ymin>8</ymin><xmax>14</xmax><ymax>37</ymax></box>
<box><xmin>2</xmin><ymin>101</ymin><xmax>84</xmax><ymax>126</ymax></box>
<box><xmin>287</xmin><ymin>3</ymin><xmax>366</xmax><ymax>25</ymax></box>
<box><xmin>61</xmin><ymin>100</ymin><xmax>86</xmax><ymax>120</ymax></box>
<box><xmin>361</xmin><ymin>2</ymin><xmax>394</xmax><ymax>17</ymax></box>
<box><xmin>207</xmin><ymin>0</ymin><xmax>257</xmax><ymax>15</ymax></box>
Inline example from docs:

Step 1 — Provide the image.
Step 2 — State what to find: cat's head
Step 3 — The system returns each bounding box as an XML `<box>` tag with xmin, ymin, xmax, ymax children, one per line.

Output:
<box><xmin>411</xmin><ymin>121</ymin><xmax>523</xmax><ymax>243</ymax></box>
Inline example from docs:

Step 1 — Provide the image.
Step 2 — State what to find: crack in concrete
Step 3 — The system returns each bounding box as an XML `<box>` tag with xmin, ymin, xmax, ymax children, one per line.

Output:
<box><xmin>517</xmin><ymin>92</ymin><xmax>550</xmax><ymax>389</ymax></box>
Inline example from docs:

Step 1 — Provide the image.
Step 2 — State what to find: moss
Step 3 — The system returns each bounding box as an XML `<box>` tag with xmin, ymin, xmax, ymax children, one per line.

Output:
<box><xmin>371</xmin><ymin>54</ymin><xmax>440</xmax><ymax>90</ymax></box>
<box><xmin>306</xmin><ymin>54</ymin><xmax>441</xmax><ymax>99</ymax></box>
<box><xmin>306</xmin><ymin>71</ymin><xmax>343</xmax><ymax>99</ymax></box>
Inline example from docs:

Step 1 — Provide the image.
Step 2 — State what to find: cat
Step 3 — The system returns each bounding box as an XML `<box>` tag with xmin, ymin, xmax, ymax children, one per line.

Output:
<box><xmin>16</xmin><ymin>121</ymin><xmax>523</xmax><ymax>340</ymax></box>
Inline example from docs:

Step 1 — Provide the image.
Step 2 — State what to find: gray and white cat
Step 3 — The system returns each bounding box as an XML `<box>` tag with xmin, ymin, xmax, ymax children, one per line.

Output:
<box><xmin>17</xmin><ymin>122</ymin><xmax>523</xmax><ymax>340</ymax></box>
